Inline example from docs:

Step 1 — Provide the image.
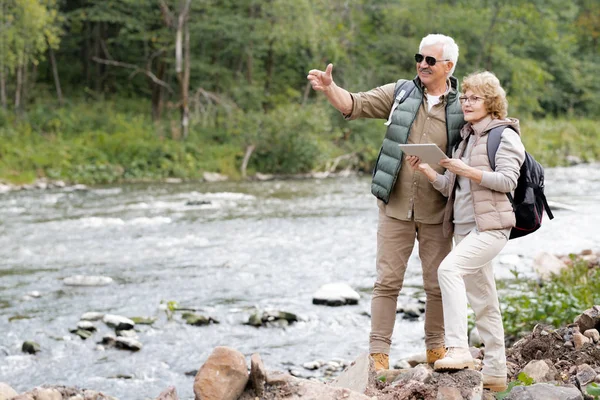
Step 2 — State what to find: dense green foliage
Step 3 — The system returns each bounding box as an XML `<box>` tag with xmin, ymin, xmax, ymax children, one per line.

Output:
<box><xmin>0</xmin><ymin>0</ymin><xmax>599</xmax><ymax>183</ymax></box>
<box><xmin>499</xmin><ymin>256</ymin><xmax>600</xmax><ymax>344</ymax></box>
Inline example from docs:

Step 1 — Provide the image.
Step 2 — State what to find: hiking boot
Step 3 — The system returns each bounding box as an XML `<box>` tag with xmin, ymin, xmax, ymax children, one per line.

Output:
<box><xmin>433</xmin><ymin>347</ymin><xmax>474</xmax><ymax>371</ymax></box>
<box><xmin>370</xmin><ymin>353</ymin><xmax>389</xmax><ymax>371</ymax></box>
<box><xmin>426</xmin><ymin>347</ymin><xmax>446</xmax><ymax>364</ymax></box>
<box><xmin>483</xmin><ymin>374</ymin><xmax>507</xmax><ymax>392</ymax></box>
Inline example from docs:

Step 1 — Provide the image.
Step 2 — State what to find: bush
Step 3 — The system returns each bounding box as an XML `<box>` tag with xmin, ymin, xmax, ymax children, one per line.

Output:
<box><xmin>499</xmin><ymin>255</ymin><xmax>600</xmax><ymax>344</ymax></box>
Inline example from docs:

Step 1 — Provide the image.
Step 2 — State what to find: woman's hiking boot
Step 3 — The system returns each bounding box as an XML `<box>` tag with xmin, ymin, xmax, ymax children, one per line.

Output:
<box><xmin>433</xmin><ymin>347</ymin><xmax>474</xmax><ymax>371</ymax></box>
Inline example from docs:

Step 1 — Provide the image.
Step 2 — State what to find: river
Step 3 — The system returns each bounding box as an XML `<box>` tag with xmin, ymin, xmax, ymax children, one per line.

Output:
<box><xmin>1</xmin><ymin>163</ymin><xmax>599</xmax><ymax>399</ymax></box>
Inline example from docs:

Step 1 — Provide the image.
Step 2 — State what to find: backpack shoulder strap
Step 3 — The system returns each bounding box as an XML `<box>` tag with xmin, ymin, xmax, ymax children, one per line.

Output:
<box><xmin>384</xmin><ymin>79</ymin><xmax>417</xmax><ymax>126</ymax></box>
<box><xmin>486</xmin><ymin>126</ymin><xmax>509</xmax><ymax>171</ymax></box>
<box><xmin>394</xmin><ymin>79</ymin><xmax>417</xmax><ymax>103</ymax></box>
<box><xmin>487</xmin><ymin>126</ymin><xmax>518</xmax><ymax>206</ymax></box>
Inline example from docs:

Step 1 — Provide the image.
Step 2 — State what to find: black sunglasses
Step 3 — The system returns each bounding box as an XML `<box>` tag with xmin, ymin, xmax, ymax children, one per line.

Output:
<box><xmin>415</xmin><ymin>53</ymin><xmax>451</xmax><ymax>67</ymax></box>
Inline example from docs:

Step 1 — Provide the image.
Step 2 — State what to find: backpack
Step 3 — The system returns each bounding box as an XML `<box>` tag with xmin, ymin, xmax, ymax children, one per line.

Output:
<box><xmin>487</xmin><ymin>126</ymin><xmax>554</xmax><ymax>239</ymax></box>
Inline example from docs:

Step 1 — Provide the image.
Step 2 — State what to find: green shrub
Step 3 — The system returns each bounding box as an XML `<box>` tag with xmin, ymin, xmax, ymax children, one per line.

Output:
<box><xmin>499</xmin><ymin>256</ymin><xmax>600</xmax><ymax>344</ymax></box>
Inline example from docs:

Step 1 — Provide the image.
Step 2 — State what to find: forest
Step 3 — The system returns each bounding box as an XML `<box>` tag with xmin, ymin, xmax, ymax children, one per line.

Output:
<box><xmin>0</xmin><ymin>0</ymin><xmax>598</xmax><ymax>184</ymax></box>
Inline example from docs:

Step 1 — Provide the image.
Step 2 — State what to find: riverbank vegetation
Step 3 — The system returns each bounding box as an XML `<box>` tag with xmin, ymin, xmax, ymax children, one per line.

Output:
<box><xmin>500</xmin><ymin>253</ymin><xmax>600</xmax><ymax>344</ymax></box>
<box><xmin>0</xmin><ymin>1</ymin><xmax>598</xmax><ymax>184</ymax></box>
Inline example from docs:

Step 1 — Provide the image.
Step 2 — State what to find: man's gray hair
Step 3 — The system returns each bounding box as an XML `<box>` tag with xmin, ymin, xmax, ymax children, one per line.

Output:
<box><xmin>419</xmin><ymin>34</ymin><xmax>459</xmax><ymax>76</ymax></box>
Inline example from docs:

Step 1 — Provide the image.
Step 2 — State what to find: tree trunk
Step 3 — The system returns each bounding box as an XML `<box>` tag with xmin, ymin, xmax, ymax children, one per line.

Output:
<box><xmin>15</xmin><ymin>63</ymin><xmax>22</xmax><ymax>110</ymax></box>
<box><xmin>176</xmin><ymin>0</ymin><xmax>192</xmax><ymax>139</ymax></box>
<box><xmin>0</xmin><ymin>0</ymin><xmax>5</xmax><ymax>109</ymax></box>
<box><xmin>241</xmin><ymin>144</ymin><xmax>256</xmax><ymax>179</ymax></box>
<box><xmin>151</xmin><ymin>59</ymin><xmax>166</xmax><ymax>121</ymax></box>
<box><xmin>0</xmin><ymin>67</ymin><xmax>6</xmax><ymax>109</ymax></box>
<box><xmin>47</xmin><ymin>39</ymin><xmax>64</xmax><ymax>106</ymax></box>
<box><xmin>263</xmin><ymin>39</ymin><xmax>275</xmax><ymax>112</ymax></box>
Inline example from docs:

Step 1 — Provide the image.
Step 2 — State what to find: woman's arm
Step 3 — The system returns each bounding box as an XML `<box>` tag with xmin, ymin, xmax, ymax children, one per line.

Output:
<box><xmin>479</xmin><ymin>128</ymin><xmax>526</xmax><ymax>192</ymax></box>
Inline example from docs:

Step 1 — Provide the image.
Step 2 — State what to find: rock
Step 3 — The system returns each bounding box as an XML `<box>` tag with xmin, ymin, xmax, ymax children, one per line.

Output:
<box><xmin>329</xmin><ymin>353</ymin><xmax>374</xmax><ymax>393</ymax></box>
<box><xmin>130</xmin><ymin>316</ymin><xmax>157</xmax><ymax>325</ymax></box>
<box><xmin>182</xmin><ymin>313</ymin><xmax>218</xmax><ymax>326</ymax></box>
<box><xmin>576</xmin><ymin>364</ymin><xmax>596</xmax><ymax>387</ymax></box>
<box><xmin>239</xmin><ymin>372</ymin><xmax>373</xmax><ymax>400</ymax></box>
<box><xmin>155</xmin><ymin>386</ymin><xmax>179</xmax><ymax>400</ymax></box>
<box><xmin>584</xmin><ymin>328</ymin><xmax>600</xmax><ymax>343</ymax></box>
<box><xmin>566</xmin><ymin>155</ymin><xmax>583</xmax><ymax>166</ymax></box>
<box><xmin>393</xmin><ymin>359</ymin><xmax>412</xmax><ymax>369</ymax></box>
<box><xmin>80</xmin><ymin>312</ymin><xmax>104</xmax><ymax>321</ymax></box>
<box><xmin>203</xmin><ymin>172</ymin><xmax>228</xmax><ymax>182</ymax></box>
<box><xmin>72</xmin><ymin>329</ymin><xmax>93</xmax><ymax>340</ymax></box>
<box><xmin>165</xmin><ymin>178</ymin><xmax>183</xmax><ymax>184</ymax></box>
<box><xmin>101</xmin><ymin>334</ymin><xmax>117</xmax><ymax>346</ymax></box>
<box><xmin>185</xmin><ymin>200</ymin><xmax>211</xmax><ymax>206</ymax></box>
<box><xmin>116</xmin><ymin>329</ymin><xmax>138</xmax><ymax>338</ymax></box>
<box><xmin>533</xmin><ymin>252</ymin><xmax>568</xmax><ymax>280</ymax></box>
<box><xmin>250</xmin><ymin>353</ymin><xmax>267</xmax><ymax>397</ymax></box>
<box><xmin>575</xmin><ymin>306</ymin><xmax>600</xmax><ymax>332</ymax></box>
<box><xmin>63</xmin><ymin>275</ymin><xmax>113</xmax><ymax>286</ymax></box>
<box><xmin>27</xmin><ymin>291</ymin><xmax>41</xmax><ymax>298</ymax></box>
<box><xmin>31</xmin><ymin>387</ymin><xmax>62</xmax><ymax>400</ymax></box>
<box><xmin>392</xmin><ymin>364</ymin><xmax>433</xmax><ymax>386</ymax></box>
<box><xmin>312</xmin><ymin>283</ymin><xmax>360</xmax><ymax>306</ymax></box>
<box><xmin>436</xmin><ymin>386</ymin><xmax>463</xmax><ymax>400</ymax></box>
<box><xmin>504</xmin><ymin>383</ymin><xmax>583</xmax><ymax>400</ymax></box>
<box><xmin>22</xmin><ymin>341</ymin><xmax>40</xmax><ymax>354</ymax></box>
<box><xmin>194</xmin><ymin>346</ymin><xmax>248</xmax><ymax>400</ymax></box>
<box><xmin>254</xmin><ymin>173</ymin><xmax>274</xmax><ymax>181</ymax></box>
<box><xmin>246</xmin><ymin>310</ymin><xmax>298</xmax><ymax>327</ymax></box>
<box><xmin>115</xmin><ymin>337</ymin><xmax>142</xmax><ymax>351</ymax></box>
<box><xmin>77</xmin><ymin>321</ymin><xmax>96</xmax><ymax>331</ymax></box>
<box><xmin>521</xmin><ymin>359</ymin><xmax>558</xmax><ymax>383</ymax></box>
<box><xmin>397</xmin><ymin>303</ymin><xmax>424</xmax><ymax>320</ymax></box>
<box><xmin>302</xmin><ymin>361</ymin><xmax>322</xmax><ymax>370</ymax></box>
<box><xmin>470</xmin><ymin>327</ymin><xmax>483</xmax><ymax>348</ymax></box>
<box><xmin>0</xmin><ymin>383</ymin><xmax>18</xmax><ymax>400</ymax></box>
<box><xmin>404</xmin><ymin>352</ymin><xmax>428</xmax><ymax>367</ymax></box>
<box><xmin>573</xmin><ymin>332</ymin><xmax>591</xmax><ymax>350</ymax></box>
<box><xmin>103</xmin><ymin>314</ymin><xmax>135</xmax><ymax>331</ymax></box>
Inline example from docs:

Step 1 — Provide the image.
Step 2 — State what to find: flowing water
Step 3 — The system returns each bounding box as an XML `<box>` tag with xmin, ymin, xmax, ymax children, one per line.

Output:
<box><xmin>1</xmin><ymin>164</ymin><xmax>599</xmax><ymax>399</ymax></box>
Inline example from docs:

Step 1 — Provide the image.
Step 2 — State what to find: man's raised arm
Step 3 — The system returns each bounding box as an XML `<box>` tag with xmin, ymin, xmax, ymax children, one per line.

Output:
<box><xmin>307</xmin><ymin>63</ymin><xmax>353</xmax><ymax>115</ymax></box>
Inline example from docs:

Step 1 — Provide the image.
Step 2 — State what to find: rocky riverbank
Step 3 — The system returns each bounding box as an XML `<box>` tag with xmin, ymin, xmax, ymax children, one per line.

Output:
<box><xmin>2</xmin><ymin>305</ymin><xmax>600</xmax><ymax>400</ymax></box>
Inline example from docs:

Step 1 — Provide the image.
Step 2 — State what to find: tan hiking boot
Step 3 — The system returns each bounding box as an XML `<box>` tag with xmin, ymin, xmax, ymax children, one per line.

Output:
<box><xmin>426</xmin><ymin>347</ymin><xmax>446</xmax><ymax>364</ymax></box>
<box><xmin>433</xmin><ymin>347</ymin><xmax>474</xmax><ymax>371</ymax></box>
<box><xmin>370</xmin><ymin>353</ymin><xmax>389</xmax><ymax>371</ymax></box>
<box><xmin>483</xmin><ymin>374</ymin><xmax>508</xmax><ymax>392</ymax></box>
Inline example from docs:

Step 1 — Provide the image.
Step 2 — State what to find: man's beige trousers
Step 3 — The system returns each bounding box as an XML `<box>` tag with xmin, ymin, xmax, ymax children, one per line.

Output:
<box><xmin>438</xmin><ymin>229</ymin><xmax>508</xmax><ymax>377</ymax></box>
<box><xmin>370</xmin><ymin>209</ymin><xmax>452</xmax><ymax>354</ymax></box>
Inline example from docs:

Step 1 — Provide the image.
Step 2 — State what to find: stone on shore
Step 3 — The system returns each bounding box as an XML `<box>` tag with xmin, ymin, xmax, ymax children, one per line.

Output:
<box><xmin>103</xmin><ymin>314</ymin><xmax>135</xmax><ymax>331</ymax></box>
<box><xmin>194</xmin><ymin>346</ymin><xmax>248</xmax><ymax>400</ymax></box>
<box><xmin>329</xmin><ymin>353</ymin><xmax>375</xmax><ymax>394</ymax></box>
<box><xmin>504</xmin><ymin>383</ymin><xmax>583</xmax><ymax>400</ymax></box>
<box><xmin>21</xmin><ymin>341</ymin><xmax>40</xmax><ymax>354</ymax></box>
<box><xmin>155</xmin><ymin>386</ymin><xmax>179</xmax><ymax>400</ymax></box>
<box><xmin>0</xmin><ymin>383</ymin><xmax>18</xmax><ymax>400</ymax></box>
<box><xmin>521</xmin><ymin>359</ymin><xmax>558</xmax><ymax>383</ymax></box>
<box><xmin>575</xmin><ymin>306</ymin><xmax>600</xmax><ymax>332</ymax></box>
<box><xmin>63</xmin><ymin>275</ymin><xmax>113</xmax><ymax>286</ymax></box>
<box><xmin>312</xmin><ymin>283</ymin><xmax>360</xmax><ymax>306</ymax></box>
<box><xmin>250</xmin><ymin>353</ymin><xmax>267</xmax><ymax>397</ymax></box>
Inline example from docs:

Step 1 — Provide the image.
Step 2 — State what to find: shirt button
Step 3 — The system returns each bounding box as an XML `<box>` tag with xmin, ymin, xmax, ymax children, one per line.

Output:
<box><xmin>413</xmin><ymin>181</ymin><xmax>417</xmax><ymax>185</ymax></box>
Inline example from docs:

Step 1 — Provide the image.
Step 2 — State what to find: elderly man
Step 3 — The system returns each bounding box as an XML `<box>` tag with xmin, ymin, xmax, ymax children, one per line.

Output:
<box><xmin>307</xmin><ymin>34</ymin><xmax>465</xmax><ymax>370</ymax></box>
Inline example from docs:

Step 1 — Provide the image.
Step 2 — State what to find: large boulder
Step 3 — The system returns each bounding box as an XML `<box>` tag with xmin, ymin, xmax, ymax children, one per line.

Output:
<box><xmin>0</xmin><ymin>383</ymin><xmax>18</xmax><ymax>400</ymax></box>
<box><xmin>194</xmin><ymin>347</ymin><xmax>248</xmax><ymax>400</ymax></box>
<box><xmin>533</xmin><ymin>252</ymin><xmax>567</xmax><ymax>280</ymax></box>
<box><xmin>504</xmin><ymin>383</ymin><xmax>582</xmax><ymax>400</ymax></box>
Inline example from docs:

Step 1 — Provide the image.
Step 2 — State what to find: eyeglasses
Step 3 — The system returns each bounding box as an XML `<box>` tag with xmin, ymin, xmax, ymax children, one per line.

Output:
<box><xmin>459</xmin><ymin>95</ymin><xmax>486</xmax><ymax>105</ymax></box>
<box><xmin>414</xmin><ymin>53</ymin><xmax>451</xmax><ymax>66</ymax></box>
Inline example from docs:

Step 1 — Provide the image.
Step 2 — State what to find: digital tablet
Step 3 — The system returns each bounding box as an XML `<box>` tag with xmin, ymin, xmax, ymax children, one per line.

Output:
<box><xmin>398</xmin><ymin>143</ymin><xmax>448</xmax><ymax>164</ymax></box>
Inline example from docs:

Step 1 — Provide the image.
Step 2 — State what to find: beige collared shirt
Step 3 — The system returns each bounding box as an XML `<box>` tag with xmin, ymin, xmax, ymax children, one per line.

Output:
<box><xmin>346</xmin><ymin>83</ymin><xmax>450</xmax><ymax>224</ymax></box>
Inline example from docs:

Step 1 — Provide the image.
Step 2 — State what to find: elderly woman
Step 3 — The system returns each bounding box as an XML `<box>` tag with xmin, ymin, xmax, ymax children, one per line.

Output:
<box><xmin>407</xmin><ymin>71</ymin><xmax>524</xmax><ymax>392</ymax></box>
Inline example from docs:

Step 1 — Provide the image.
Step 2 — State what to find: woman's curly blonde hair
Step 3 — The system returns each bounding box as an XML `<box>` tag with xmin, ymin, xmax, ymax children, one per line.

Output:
<box><xmin>461</xmin><ymin>71</ymin><xmax>508</xmax><ymax>119</ymax></box>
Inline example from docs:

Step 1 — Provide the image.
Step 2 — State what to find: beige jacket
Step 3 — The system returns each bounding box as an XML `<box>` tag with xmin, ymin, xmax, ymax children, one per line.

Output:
<box><xmin>432</xmin><ymin>116</ymin><xmax>526</xmax><ymax>237</ymax></box>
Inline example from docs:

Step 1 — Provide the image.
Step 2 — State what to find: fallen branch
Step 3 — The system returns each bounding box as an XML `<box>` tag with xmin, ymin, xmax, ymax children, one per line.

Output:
<box><xmin>91</xmin><ymin>57</ymin><xmax>173</xmax><ymax>93</ymax></box>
